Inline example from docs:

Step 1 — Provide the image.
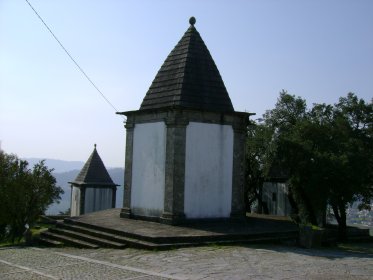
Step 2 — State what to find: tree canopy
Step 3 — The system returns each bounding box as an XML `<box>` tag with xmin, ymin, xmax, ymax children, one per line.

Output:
<box><xmin>246</xmin><ymin>91</ymin><xmax>373</xmax><ymax>239</ymax></box>
<box><xmin>0</xmin><ymin>152</ymin><xmax>63</xmax><ymax>242</ymax></box>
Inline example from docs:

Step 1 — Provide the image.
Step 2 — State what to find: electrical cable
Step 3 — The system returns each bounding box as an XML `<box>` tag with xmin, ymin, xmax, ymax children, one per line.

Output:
<box><xmin>25</xmin><ymin>0</ymin><xmax>123</xmax><ymax>116</ymax></box>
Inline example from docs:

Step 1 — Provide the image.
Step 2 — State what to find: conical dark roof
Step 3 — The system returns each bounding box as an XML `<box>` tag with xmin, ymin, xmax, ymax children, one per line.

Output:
<box><xmin>70</xmin><ymin>145</ymin><xmax>118</xmax><ymax>186</ymax></box>
<box><xmin>140</xmin><ymin>17</ymin><xmax>234</xmax><ymax>112</ymax></box>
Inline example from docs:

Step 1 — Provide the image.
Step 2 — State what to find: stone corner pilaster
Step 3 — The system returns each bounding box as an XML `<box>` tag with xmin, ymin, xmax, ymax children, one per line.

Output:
<box><xmin>120</xmin><ymin>207</ymin><xmax>132</xmax><ymax>219</ymax></box>
<box><xmin>160</xmin><ymin>211</ymin><xmax>186</xmax><ymax>225</ymax></box>
<box><xmin>230</xmin><ymin>210</ymin><xmax>246</xmax><ymax>221</ymax></box>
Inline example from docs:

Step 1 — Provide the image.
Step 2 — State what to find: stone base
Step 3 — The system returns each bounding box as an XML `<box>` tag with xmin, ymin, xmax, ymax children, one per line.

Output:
<box><xmin>230</xmin><ymin>211</ymin><xmax>246</xmax><ymax>221</ymax></box>
<box><xmin>119</xmin><ymin>207</ymin><xmax>131</xmax><ymax>218</ymax></box>
<box><xmin>160</xmin><ymin>212</ymin><xmax>186</xmax><ymax>225</ymax></box>
<box><xmin>121</xmin><ymin>208</ymin><xmax>246</xmax><ymax>225</ymax></box>
<box><xmin>66</xmin><ymin>208</ymin><xmax>299</xmax><ymax>249</ymax></box>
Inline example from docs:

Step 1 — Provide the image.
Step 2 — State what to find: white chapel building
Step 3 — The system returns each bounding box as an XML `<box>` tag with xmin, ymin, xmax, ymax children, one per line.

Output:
<box><xmin>118</xmin><ymin>17</ymin><xmax>252</xmax><ymax>224</ymax></box>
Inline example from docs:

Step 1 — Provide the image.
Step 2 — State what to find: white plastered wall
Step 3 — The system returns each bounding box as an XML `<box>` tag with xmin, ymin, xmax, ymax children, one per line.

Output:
<box><xmin>84</xmin><ymin>187</ymin><xmax>113</xmax><ymax>214</ymax></box>
<box><xmin>131</xmin><ymin>122</ymin><xmax>166</xmax><ymax>217</ymax></box>
<box><xmin>262</xmin><ymin>182</ymin><xmax>291</xmax><ymax>216</ymax></box>
<box><xmin>184</xmin><ymin>122</ymin><xmax>233</xmax><ymax>218</ymax></box>
<box><xmin>70</xmin><ymin>186</ymin><xmax>80</xmax><ymax>217</ymax></box>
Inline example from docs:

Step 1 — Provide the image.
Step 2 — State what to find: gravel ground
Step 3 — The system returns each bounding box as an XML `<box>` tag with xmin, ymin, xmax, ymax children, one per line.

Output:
<box><xmin>0</xmin><ymin>244</ymin><xmax>373</xmax><ymax>279</ymax></box>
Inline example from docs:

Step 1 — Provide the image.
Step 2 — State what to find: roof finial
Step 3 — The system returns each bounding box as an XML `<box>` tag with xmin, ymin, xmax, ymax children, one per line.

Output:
<box><xmin>189</xmin><ymin>16</ymin><xmax>196</xmax><ymax>26</ymax></box>
<box><xmin>94</xmin><ymin>143</ymin><xmax>97</xmax><ymax>149</ymax></box>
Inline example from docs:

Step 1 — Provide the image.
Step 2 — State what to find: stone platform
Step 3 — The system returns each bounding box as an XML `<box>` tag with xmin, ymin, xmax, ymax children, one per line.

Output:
<box><xmin>42</xmin><ymin>208</ymin><xmax>298</xmax><ymax>249</ymax></box>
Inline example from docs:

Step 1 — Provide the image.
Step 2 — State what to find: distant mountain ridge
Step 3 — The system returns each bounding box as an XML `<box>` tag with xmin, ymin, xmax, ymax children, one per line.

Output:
<box><xmin>23</xmin><ymin>158</ymin><xmax>85</xmax><ymax>173</ymax></box>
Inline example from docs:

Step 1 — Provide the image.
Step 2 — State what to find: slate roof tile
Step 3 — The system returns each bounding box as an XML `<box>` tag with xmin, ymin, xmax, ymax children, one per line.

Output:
<box><xmin>140</xmin><ymin>19</ymin><xmax>234</xmax><ymax>113</ymax></box>
<box><xmin>70</xmin><ymin>145</ymin><xmax>118</xmax><ymax>186</ymax></box>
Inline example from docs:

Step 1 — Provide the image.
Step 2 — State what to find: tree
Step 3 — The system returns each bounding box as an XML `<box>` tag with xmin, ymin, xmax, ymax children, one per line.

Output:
<box><xmin>326</xmin><ymin>94</ymin><xmax>373</xmax><ymax>238</ymax></box>
<box><xmin>246</xmin><ymin>91</ymin><xmax>373</xmax><ymax>240</ymax></box>
<box><xmin>0</xmin><ymin>152</ymin><xmax>63</xmax><ymax>242</ymax></box>
<box><xmin>246</xmin><ymin>91</ymin><xmax>309</xmax><ymax>215</ymax></box>
<box><xmin>245</xmin><ymin>121</ymin><xmax>273</xmax><ymax>213</ymax></box>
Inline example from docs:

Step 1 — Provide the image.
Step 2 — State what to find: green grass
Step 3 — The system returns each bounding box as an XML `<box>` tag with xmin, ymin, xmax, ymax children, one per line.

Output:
<box><xmin>30</xmin><ymin>223</ymin><xmax>50</xmax><ymax>236</ymax></box>
<box><xmin>337</xmin><ymin>242</ymin><xmax>373</xmax><ymax>254</ymax></box>
<box><xmin>0</xmin><ymin>223</ymin><xmax>52</xmax><ymax>248</ymax></box>
<box><xmin>0</xmin><ymin>241</ymin><xmax>18</xmax><ymax>247</ymax></box>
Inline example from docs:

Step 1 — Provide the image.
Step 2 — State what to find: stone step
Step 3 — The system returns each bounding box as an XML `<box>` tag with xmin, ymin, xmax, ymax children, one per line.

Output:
<box><xmin>40</xmin><ymin>231</ymin><xmax>99</xmax><ymax>249</ymax></box>
<box><xmin>60</xmin><ymin>220</ymin><xmax>297</xmax><ymax>249</ymax></box>
<box><xmin>57</xmin><ymin>222</ymin><xmax>171</xmax><ymax>249</ymax></box>
<box><xmin>66</xmin><ymin>218</ymin><xmax>297</xmax><ymax>244</ymax></box>
<box><xmin>64</xmin><ymin>218</ymin><xmax>150</xmax><ymax>241</ymax></box>
<box><xmin>37</xmin><ymin>236</ymin><xmax>63</xmax><ymax>247</ymax></box>
<box><xmin>57</xmin><ymin>222</ymin><xmax>130</xmax><ymax>244</ymax></box>
<box><xmin>49</xmin><ymin>227</ymin><xmax>126</xmax><ymax>249</ymax></box>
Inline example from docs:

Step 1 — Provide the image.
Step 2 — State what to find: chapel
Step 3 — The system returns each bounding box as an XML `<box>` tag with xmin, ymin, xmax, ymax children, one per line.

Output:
<box><xmin>69</xmin><ymin>144</ymin><xmax>119</xmax><ymax>216</ymax></box>
<box><xmin>118</xmin><ymin>17</ymin><xmax>252</xmax><ymax>224</ymax></box>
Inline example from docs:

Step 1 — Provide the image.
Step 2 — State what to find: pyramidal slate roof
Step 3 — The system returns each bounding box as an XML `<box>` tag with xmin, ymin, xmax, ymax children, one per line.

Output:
<box><xmin>140</xmin><ymin>17</ymin><xmax>234</xmax><ymax>113</ymax></box>
<box><xmin>70</xmin><ymin>145</ymin><xmax>118</xmax><ymax>186</ymax></box>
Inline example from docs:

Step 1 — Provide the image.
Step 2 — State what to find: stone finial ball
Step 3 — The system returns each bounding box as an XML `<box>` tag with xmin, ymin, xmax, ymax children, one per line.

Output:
<box><xmin>189</xmin><ymin>17</ymin><xmax>196</xmax><ymax>26</ymax></box>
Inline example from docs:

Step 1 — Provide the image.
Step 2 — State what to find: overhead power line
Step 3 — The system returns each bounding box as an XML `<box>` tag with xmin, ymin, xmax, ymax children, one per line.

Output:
<box><xmin>25</xmin><ymin>0</ymin><xmax>122</xmax><ymax>114</ymax></box>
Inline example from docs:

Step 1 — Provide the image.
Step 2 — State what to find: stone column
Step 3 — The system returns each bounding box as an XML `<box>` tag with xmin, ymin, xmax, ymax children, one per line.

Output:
<box><xmin>112</xmin><ymin>186</ymin><xmax>117</xmax><ymax>208</ymax></box>
<box><xmin>120</xmin><ymin>120</ymin><xmax>135</xmax><ymax>218</ymax></box>
<box><xmin>230</xmin><ymin>116</ymin><xmax>247</xmax><ymax>219</ymax></box>
<box><xmin>79</xmin><ymin>186</ymin><xmax>86</xmax><ymax>215</ymax></box>
<box><xmin>160</xmin><ymin>112</ymin><xmax>188</xmax><ymax>224</ymax></box>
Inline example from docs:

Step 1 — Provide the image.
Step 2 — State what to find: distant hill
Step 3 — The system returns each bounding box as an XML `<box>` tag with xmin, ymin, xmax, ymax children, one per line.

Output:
<box><xmin>22</xmin><ymin>158</ymin><xmax>124</xmax><ymax>215</ymax></box>
<box><xmin>23</xmin><ymin>158</ymin><xmax>85</xmax><ymax>173</ymax></box>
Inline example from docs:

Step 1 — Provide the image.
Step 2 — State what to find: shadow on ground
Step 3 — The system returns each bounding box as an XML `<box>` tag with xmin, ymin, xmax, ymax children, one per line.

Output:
<box><xmin>235</xmin><ymin>241</ymin><xmax>373</xmax><ymax>260</ymax></box>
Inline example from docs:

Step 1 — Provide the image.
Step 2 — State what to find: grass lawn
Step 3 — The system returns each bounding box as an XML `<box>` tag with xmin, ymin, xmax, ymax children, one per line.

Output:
<box><xmin>337</xmin><ymin>242</ymin><xmax>373</xmax><ymax>254</ymax></box>
<box><xmin>0</xmin><ymin>223</ymin><xmax>51</xmax><ymax>248</ymax></box>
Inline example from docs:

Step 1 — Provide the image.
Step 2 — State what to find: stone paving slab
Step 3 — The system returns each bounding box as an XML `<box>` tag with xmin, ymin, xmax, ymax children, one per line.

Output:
<box><xmin>1</xmin><ymin>244</ymin><xmax>373</xmax><ymax>279</ymax></box>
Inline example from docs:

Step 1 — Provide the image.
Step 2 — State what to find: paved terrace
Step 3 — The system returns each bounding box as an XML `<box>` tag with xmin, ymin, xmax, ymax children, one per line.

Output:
<box><xmin>1</xmin><ymin>243</ymin><xmax>373</xmax><ymax>279</ymax></box>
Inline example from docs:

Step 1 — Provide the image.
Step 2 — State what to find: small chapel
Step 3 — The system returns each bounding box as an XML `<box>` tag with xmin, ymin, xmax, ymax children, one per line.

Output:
<box><xmin>69</xmin><ymin>145</ymin><xmax>119</xmax><ymax>216</ymax></box>
<box><xmin>117</xmin><ymin>17</ymin><xmax>252</xmax><ymax>224</ymax></box>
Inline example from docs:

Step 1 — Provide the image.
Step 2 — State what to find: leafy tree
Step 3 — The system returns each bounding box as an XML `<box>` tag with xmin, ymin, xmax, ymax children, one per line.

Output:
<box><xmin>246</xmin><ymin>120</ymin><xmax>279</xmax><ymax>213</ymax></box>
<box><xmin>263</xmin><ymin>90</ymin><xmax>308</xmax><ymax>132</ymax></box>
<box><xmin>246</xmin><ymin>91</ymin><xmax>373</xmax><ymax>240</ymax></box>
<box><xmin>326</xmin><ymin>94</ymin><xmax>373</xmax><ymax>238</ymax></box>
<box><xmin>246</xmin><ymin>91</ymin><xmax>308</xmax><ymax>214</ymax></box>
<box><xmin>0</xmin><ymin>152</ymin><xmax>63</xmax><ymax>242</ymax></box>
<box><xmin>276</xmin><ymin>105</ymin><xmax>334</xmax><ymax>226</ymax></box>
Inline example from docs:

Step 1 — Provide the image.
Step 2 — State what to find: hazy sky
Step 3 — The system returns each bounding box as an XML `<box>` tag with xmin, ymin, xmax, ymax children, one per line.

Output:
<box><xmin>1</xmin><ymin>0</ymin><xmax>372</xmax><ymax>167</ymax></box>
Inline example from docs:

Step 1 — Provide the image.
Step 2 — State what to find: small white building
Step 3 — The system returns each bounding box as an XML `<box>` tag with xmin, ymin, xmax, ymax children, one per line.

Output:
<box><xmin>118</xmin><ymin>17</ymin><xmax>252</xmax><ymax>224</ymax></box>
<box><xmin>69</xmin><ymin>145</ymin><xmax>119</xmax><ymax>216</ymax></box>
<box><xmin>260</xmin><ymin>166</ymin><xmax>293</xmax><ymax>216</ymax></box>
<box><xmin>262</xmin><ymin>181</ymin><xmax>292</xmax><ymax>216</ymax></box>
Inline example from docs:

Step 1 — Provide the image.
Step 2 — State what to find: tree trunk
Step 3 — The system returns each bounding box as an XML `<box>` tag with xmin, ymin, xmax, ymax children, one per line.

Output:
<box><xmin>297</xmin><ymin>185</ymin><xmax>318</xmax><ymax>225</ymax></box>
<box><xmin>244</xmin><ymin>186</ymin><xmax>250</xmax><ymax>213</ymax></box>
<box><xmin>337</xmin><ymin>200</ymin><xmax>347</xmax><ymax>241</ymax></box>
<box><xmin>287</xmin><ymin>188</ymin><xmax>299</xmax><ymax>214</ymax></box>
<box><xmin>331</xmin><ymin>200</ymin><xmax>347</xmax><ymax>241</ymax></box>
<box><xmin>331</xmin><ymin>202</ymin><xmax>341</xmax><ymax>225</ymax></box>
<box><xmin>257</xmin><ymin>182</ymin><xmax>263</xmax><ymax>214</ymax></box>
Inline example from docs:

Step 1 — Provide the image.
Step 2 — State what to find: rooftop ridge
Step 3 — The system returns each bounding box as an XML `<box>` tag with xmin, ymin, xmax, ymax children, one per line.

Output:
<box><xmin>177</xmin><ymin>25</ymin><xmax>193</xmax><ymax>107</ymax></box>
